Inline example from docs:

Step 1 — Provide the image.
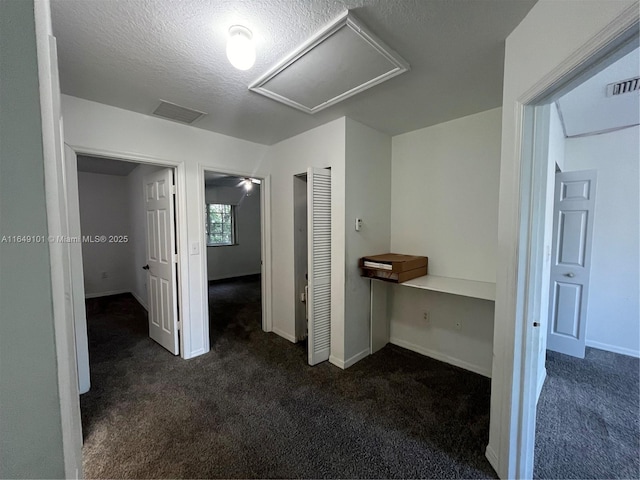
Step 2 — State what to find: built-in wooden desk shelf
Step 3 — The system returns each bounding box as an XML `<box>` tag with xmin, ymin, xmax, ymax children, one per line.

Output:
<box><xmin>374</xmin><ymin>274</ymin><xmax>496</xmax><ymax>301</ymax></box>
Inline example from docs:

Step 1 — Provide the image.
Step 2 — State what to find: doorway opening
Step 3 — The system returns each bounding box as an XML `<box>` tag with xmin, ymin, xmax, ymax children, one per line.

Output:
<box><xmin>509</xmin><ymin>28</ymin><xmax>639</xmax><ymax>479</ymax></box>
<box><xmin>66</xmin><ymin>145</ymin><xmax>189</xmax><ymax>395</ymax></box>
<box><xmin>203</xmin><ymin>171</ymin><xmax>264</xmax><ymax>347</ymax></box>
<box><xmin>531</xmin><ymin>43</ymin><xmax>640</xmax><ymax>479</ymax></box>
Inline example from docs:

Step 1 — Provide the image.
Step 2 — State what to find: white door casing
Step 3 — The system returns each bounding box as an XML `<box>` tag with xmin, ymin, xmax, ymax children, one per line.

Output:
<box><xmin>64</xmin><ymin>144</ymin><xmax>90</xmax><ymax>393</ymax></box>
<box><xmin>307</xmin><ymin>167</ymin><xmax>331</xmax><ymax>366</ymax></box>
<box><xmin>547</xmin><ymin>169</ymin><xmax>597</xmax><ymax>358</ymax></box>
<box><xmin>144</xmin><ymin>168</ymin><xmax>179</xmax><ymax>355</ymax></box>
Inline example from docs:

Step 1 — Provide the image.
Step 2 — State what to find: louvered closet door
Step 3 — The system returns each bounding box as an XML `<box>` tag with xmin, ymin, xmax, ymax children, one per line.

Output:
<box><xmin>307</xmin><ymin>167</ymin><xmax>331</xmax><ymax>366</ymax></box>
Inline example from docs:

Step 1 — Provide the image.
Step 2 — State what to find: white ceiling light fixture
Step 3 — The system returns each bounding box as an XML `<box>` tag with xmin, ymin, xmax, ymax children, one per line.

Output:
<box><xmin>227</xmin><ymin>25</ymin><xmax>256</xmax><ymax>71</ymax></box>
<box><xmin>242</xmin><ymin>177</ymin><xmax>261</xmax><ymax>190</ymax></box>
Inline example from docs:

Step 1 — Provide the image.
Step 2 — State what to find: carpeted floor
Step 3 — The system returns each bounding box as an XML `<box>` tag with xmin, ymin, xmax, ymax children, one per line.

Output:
<box><xmin>534</xmin><ymin>348</ymin><xmax>640</xmax><ymax>479</ymax></box>
<box><xmin>80</xmin><ymin>276</ymin><xmax>496</xmax><ymax>479</ymax></box>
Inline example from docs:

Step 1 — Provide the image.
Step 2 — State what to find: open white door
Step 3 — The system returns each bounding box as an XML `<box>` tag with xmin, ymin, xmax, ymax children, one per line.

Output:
<box><xmin>307</xmin><ymin>167</ymin><xmax>331</xmax><ymax>366</ymax></box>
<box><xmin>547</xmin><ymin>169</ymin><xmax>597</xmax><ymax>359</ymax></box>
<box><xmin>64</xmin><ymin>144</ymin><xmax>90</xmax><ymax>393</ymax></box>
<box><xmin>144</xmin><ymin>168</ymin><xmax>179</xmax><ymax>355</ymax></box>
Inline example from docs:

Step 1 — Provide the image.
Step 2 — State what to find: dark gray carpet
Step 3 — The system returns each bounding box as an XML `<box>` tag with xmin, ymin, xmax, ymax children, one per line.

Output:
<box><xmin>81</xmin><ymin>276</ymin><xmax>495</xmax><ymax>479</ymax></box>
<box><xmin>534</xmin><ymin>348</ymin><xmax>640</xmax><ymax>479</ymax></box>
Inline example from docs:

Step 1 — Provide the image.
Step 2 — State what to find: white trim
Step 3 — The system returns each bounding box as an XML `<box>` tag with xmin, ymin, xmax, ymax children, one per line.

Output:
<box><xmin>329</xmin><ymin>355</ymin><xmax>344</xmax><ymax>369</ymax></box>
<box><xmin>536</xmin><ymin>367</ymin><xmax>547</xmax><ymax>401</ymax></box>
<box><xmin>330</xmin><ymin>348</ymin><xmax>370</xmax><ymax>369</ymax></box>
<box><xmin>84</xmin><ymin>289</ymin><xmax>130</xmax><ymax>299</ymax></box>
<box><xmin>390</xmin><ymin>337</ymin><xmax>492</xmax><ymax>378</ymax></box>
<box><xmin>261</xmin><ymin>175</ymin><xmax>273</xmax><ymax>333</ymax></box>
<box><xmin>130</xmin><ymin>290</ymin><xmax>148</xmax><ymax>311</ymax></box>
<box><xmin>248</xmin><ymin>11</ymin><xmax>410</xmax><ymax>114</ymax></box>
<box><xmin>586</xmin><ymin>340</ymin><xmax>640</xmax><ymax>358</ymax></box>
<box><xmin>345</xmin><ymin>348</ymin><xmax>370</xmax><ymax>368</ymax></box>
<box><xmin>34</xmin><ymin>1</ymin><xmax>83</xmax><ymax>476</ymax></box>
<box><xmin>272</xmin><ymin>327</ymin><xmax>297</xmax><ymax>343</ymax></box>
<box><xmin>485</xmin><ymin>444</ymin><xmax>499</xmax><ymax>471</ymax></box>
<box><xmin>67</xmin><ymin>146</ymin><xmax>192</xmax><ymax>358</ymax></box>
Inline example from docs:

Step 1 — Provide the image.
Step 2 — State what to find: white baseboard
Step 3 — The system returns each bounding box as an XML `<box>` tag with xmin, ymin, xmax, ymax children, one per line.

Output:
<box><xmin>329</xmin><ymin>348</ymin><xmax>370</xmax><ymax>370</ymax></box>
<box><xmin>536</xmin><ymin>366</ymin><xmax>547</xmax><ymax>402</ymax></box>
<box><xmin>586</xmin><ymin>340</ymin><xmax>640</xmax><ymax>358</ymax></box>
<box><xmin>485</xmin><ymin>444</ymin><xmax>499</xmax><ymax>474</ymax></box>
<box><xmin>207</xmin><ymin>270</ymin><xmax>261</xmax><ymax>282</ymax></box>
<box><xmin>184</xmin><ymin>348</ymin><xmax>206</xmax><ymax>359</ymax></box>
<box><xmin>329</xmin><ymin>355</ymin><xmax>345</xmax><ymax>369</ymax></box>
<box><xmin>272</xmin><ymin>327</ymin><xmax>297</xmax><ymax>343</ymax></box>
<box><xmin>390</xmin><ymin>337</ymin><xmax>492</xmax><ymax>378</ymax></box>
<box><xmin>345</xmin><ymin>348</ymin><xmax>370</xmax><ymax>368</ymax></box>
<box><xmin>130</xmin><ymin>291</ymin><xmax>148</xmax><ymax>311</ymax></box>
<box><xmin>85</xmin><ymin>289</ymin><xmax>129</xmax><ymax>299</ymax></box>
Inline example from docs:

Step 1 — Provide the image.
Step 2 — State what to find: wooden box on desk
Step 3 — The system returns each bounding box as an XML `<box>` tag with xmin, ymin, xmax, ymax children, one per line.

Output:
<box><xmin>359</xmin><ymin>253</ymin><xmax>428</xmax><ymax>283</ymax></box>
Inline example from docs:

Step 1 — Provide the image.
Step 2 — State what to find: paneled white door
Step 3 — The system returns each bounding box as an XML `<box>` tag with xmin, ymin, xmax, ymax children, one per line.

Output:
<box><xmin>547</xmin><ymin>169</ymin><xmax>597</xmax><ymax>358</ymax></box>
<box><xmin>307</xmin><ymin>167</ymin><xmax>331</xmax><ymax>366</ymax></box>
<box><xmin>144</xmin><ymin>168</ymin><xmax>179</xmax><ymax>355</ymax></box>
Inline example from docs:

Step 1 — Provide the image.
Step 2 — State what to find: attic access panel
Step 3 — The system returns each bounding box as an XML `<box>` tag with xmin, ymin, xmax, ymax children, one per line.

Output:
<box><xmin>249</xmin><ymin>11</ymin><xmax>410</xmax><ymax>114</ymax></box>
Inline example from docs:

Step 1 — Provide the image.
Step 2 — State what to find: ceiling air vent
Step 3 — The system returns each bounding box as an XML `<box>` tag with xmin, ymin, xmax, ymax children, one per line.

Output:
<box><xmin>606</xmin><ymin>77</ymin><xmax>640</xmax><ymax>97</ymax></box>
<box><xmin>152</xmin><ymin>100</ymin><xmax>206</xmax><ymax>124</ymax></box>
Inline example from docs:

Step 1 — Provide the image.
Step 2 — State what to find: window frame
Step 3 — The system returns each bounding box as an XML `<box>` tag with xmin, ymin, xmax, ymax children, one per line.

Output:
<box><xmin>205</xmin><ymin>203</ymin><xmax>237</xmax><ymax>247</ymax></box>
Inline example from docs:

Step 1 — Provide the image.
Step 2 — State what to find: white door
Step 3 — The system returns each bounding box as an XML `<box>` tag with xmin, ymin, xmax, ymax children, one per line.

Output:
<box><xmin>144</xmin><ymin>168</ymin><xmax>179</xmax><ymax>355</ymax></box>
<box><xmin>307</xmin><ymin>167</ymin><xmax>331</xmax><ymax>366</ymax></box>
<box><xmin>547</xmin><ymin>169</ymin><xmax>597</xmax><ymax>358</ymax></box>
<box><xmin>64</xmin><ymin>144</ymin><xmax>90</xmax><ymax>393</ymax></box>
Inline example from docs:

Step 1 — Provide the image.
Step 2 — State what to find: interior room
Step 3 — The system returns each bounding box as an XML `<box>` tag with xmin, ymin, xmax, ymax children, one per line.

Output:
<box><xmin>203</xmin><ymin>172</ymin><xmax>263</xmax><ymax>345</ymax></box>
<box><xmin>1</xmin><ymin>0</ymin><xmax>638</xmax><ymax>479</ymax></box>
<box><xmin>533</xmin><ymin>47</ymin><xmax>639</xmax><ymax>480</ymax></box>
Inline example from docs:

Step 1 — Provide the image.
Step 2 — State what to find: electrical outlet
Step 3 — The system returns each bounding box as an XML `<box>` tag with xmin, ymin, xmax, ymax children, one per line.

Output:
<box><xmin>101</xmin><ymin>271</ymin><xmax>108</xmax><ymax>279</ymax></box>
<box><xmin>423</xmin><ymin>311</ymin><xmax>430</xmax><ymax>324</ymax></box>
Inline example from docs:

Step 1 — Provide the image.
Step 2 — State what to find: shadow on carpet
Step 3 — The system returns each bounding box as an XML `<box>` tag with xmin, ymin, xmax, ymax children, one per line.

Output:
<box><xmin>81</xmin><ymin>281</ymin><xmax>495</xmax><ymax>479</ymax></box>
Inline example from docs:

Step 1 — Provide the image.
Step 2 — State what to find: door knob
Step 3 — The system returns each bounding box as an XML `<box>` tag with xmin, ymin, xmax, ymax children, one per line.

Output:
<box><xmin>142</xmin><ymin>264</ymin><xmax>149</xmax><ymax>270</ymax></box>
<box><xmin>564</xmin><ymin>272</ymin><xmax>575</xmax><ymax>278</ymax></box>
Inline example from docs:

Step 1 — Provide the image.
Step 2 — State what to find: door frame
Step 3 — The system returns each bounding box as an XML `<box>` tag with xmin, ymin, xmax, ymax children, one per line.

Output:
<box><xmin>198</xmin><ymin>164</ymin><xmax>273</xmax><ymax>351</ymax></box>
<box><xmin>490</xmin><ymin>12</ymin><xmax>639</xmax><ymax>480</ymax></box>
<box><xmin>66</xmin><ymin>145</ymin><xmax>191</xmax><ymax>358</ymax></box>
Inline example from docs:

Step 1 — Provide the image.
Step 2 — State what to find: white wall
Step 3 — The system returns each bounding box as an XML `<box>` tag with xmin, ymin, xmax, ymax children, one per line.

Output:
<box><xmin>62</xmin><ymin>95</ymin><xmax>270</xmax><ymax>358</ymax></box>
<box><xmin>564</xmin><ymin>126</ymin><xmax>640</xmax><ymax>357</ymax></box>
<box><xmin>388</xmin><ymin>108</ymin><xmax>501</xmax><ymax>376</ymax></box>
<box><xmin>342</xmin><ymin>118</ymin><xmax>392</xmax><ymax>367</ymax></box>
<box><xmin>488</xmin><ymin>1</ymin><xmax>638</xmax><ymax>477</ymax></box>
<box><xmin>205</xmin><ymin>184</ymin><xmax>262</xmax><ymax>281</ymax></box>
<box><xmin>392</xmin><ymin>108</ymin><xmax>501</xmax><ymax>281</ymax></box>
<box><xmin>78</xmin><ymin>172</ymin><xmax>132</xmax><ymax>296</ymax></box>
<box><xmin>265</xmin><ymin>118</ymin><xmax>346</xmax><ymax>347</ymax></box>
<box><xmin>389</xmin><ymin>287</ymin><xmax>495</xmax><ymax>376</ymax></box>
<box><xmin>0</xmin><ymin>1</ymin><xmax>67</xmax><ymax>475</ymax></box>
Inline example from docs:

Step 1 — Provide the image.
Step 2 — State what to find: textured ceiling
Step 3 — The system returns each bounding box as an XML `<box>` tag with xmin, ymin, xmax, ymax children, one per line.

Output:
<box><xmin>557</xmin><ymin>46</ymin><xmax>640</xmax><ymax>137</ymax></box>
<box><xmin>51</xmin><ymin>0</ymin><xmax>537</xmax><ymax>145</ymax></box>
